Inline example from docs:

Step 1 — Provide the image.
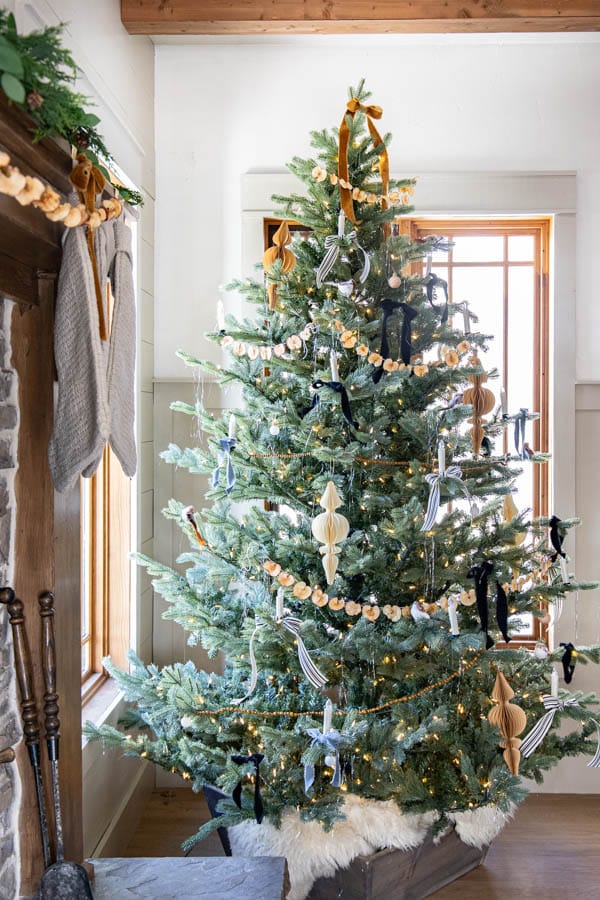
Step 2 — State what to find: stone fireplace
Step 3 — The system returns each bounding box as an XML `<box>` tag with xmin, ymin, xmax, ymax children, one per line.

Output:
<box><xmin>0</xmin><ymin>296</ymin><xmax>21</xmax><ymax>899</ymax></box>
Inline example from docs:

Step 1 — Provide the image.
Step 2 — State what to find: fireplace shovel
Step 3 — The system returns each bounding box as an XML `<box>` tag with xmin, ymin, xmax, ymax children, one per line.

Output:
<box><xmin>38</xmin><ymin>591</ymin><xmax>94</xmax><ymax>900</ymax></box>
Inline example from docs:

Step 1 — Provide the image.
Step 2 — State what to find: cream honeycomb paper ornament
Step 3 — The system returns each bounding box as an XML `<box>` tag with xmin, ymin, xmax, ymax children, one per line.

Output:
<box><xmin>311</xmin><ymin>481</ymin><xmax>350</xmax><ymax>585</ymax></box>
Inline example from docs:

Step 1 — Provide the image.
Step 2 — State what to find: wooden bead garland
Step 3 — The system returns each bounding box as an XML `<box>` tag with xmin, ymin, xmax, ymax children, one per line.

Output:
<box><xmin>0</xmin><ymin>149</ymin><xmax>121</xmax><ymax>229</ymax></box>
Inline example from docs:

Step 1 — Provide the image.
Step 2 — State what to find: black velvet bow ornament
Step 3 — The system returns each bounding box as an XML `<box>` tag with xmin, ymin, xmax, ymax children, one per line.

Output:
<box><xmin>559</xmin><ymin>642</ymin><xmax>576</xmax><ymax>684</ymax></box>
<box><xmin>467</xmin><ymin>561</ymin><xmax>511</xmax><ymax>648</ymax></box>
<box><xmin>424</xmin><ymin>273</ymin><xmax>449</xmax><ymax>325</ymax></box>
<box><xmin>495</xmin><ymin>581</ymin><xmax>510</xmax><ymax>644</ymax></box>
<box><xmin>231</xmin><ymin>752</ymin><xmax>265</xmax><ymax>824</ymax></box>
<box><xmin>372</xmin><ymin>299</ymin><xmax>418</xmax><ymax>384</ymax></box>
<box><xmin>301</xmin><ymin>379</ymin><xmax>358</xmax><ymax>428</ymax></box>
<box><xmin>549</xmin><ymin>515</ymin><xmax>566</xmax><ymax>562</ymax></box>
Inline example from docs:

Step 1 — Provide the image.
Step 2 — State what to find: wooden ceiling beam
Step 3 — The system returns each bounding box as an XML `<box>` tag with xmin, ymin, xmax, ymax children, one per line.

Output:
<box><xmin>121</xmin><ymin>2</ymin><xmax>600</xmax><ymax>35</ymax></box>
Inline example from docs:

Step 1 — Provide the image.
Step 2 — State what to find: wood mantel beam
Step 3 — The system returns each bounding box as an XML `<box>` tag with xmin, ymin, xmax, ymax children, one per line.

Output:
<box><xmin>121</xmin><ymin>2</ymin><xmax>600</xmax><ymax>35</ymax></box>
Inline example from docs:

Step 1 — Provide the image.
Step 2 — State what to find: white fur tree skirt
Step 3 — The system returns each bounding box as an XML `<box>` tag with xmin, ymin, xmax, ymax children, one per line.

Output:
<box><xmin>227</xmin><ymin>796</ymin><xmax>513</xmax><ymax>900</ymax></box>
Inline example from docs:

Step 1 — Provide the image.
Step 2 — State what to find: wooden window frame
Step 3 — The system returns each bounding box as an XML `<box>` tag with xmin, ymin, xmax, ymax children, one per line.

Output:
<box><xmin>262</xmin><ymin>215</ymin><xmax>550</xmax><ymax>644</ymax></box>
<box><xmin>81</xmin><ymin>444</ymin><xmax>132</xmax><ymax>703</ymax></box>
<box><xmin>81</xmin><ymin>280</ymin><xmax>134</xmax><ymax>703</ymax></box>
<box><xmin>407</xmin><ymin>217</ymin><xmax>551</xmax><ymax>645</ymax></box>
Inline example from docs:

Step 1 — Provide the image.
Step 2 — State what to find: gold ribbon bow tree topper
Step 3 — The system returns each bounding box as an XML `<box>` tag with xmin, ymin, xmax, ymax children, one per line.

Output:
<box><xmin>262</xmin><ymin>220</ymin><xmax>297</xmax><ymax>311</ymax></box>
<box><xmin>338</xmin><ymin>94</ymin><xmax>390</xmax><ymax>226</ymax></box>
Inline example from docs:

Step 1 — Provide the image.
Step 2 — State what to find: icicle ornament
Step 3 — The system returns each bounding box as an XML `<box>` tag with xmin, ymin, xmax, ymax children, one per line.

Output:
<box><xmin>311</xmin><ymin>481</ymin><xmax>350</xmax><ymax>585</ymax></box>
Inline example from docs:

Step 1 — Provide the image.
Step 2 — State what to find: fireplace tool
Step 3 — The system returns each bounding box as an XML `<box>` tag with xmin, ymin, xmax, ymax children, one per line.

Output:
<box><xmin>38</xmin><ymin>590</ymin><xmax>94</xmax><ymax>899</ymax></box>
<box><xmin>0</xmin><ymin>587</ymin><xmax>51</xmax><ymax>869</ymax></box>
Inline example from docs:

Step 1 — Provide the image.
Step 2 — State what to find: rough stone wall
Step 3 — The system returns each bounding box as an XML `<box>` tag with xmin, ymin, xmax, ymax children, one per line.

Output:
<box><xmin>0</xmin><ymin>297</ymin><xmax>21</xmax><ymax>900</ymax></box>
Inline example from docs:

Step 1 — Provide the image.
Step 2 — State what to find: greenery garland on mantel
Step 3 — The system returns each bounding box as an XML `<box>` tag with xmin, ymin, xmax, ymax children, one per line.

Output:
<box><xmin>0</xmin><ymin>10</ymin><xmax>143</xmax><ymax>206</ymax></box>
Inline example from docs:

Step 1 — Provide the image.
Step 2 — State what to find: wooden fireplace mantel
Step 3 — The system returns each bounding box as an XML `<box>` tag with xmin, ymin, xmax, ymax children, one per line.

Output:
<box><xmin>0</xmin><ymin>95</ymin><xmax>84</xmax><ymax>896</ymax></box>
<box><xmin>0</xmin><ymin>91</ymin><xmax>72</xmax><ymax>308</ymax></box>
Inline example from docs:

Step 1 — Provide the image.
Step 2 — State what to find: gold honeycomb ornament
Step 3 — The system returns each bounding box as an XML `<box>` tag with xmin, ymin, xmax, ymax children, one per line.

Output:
<box><xmin>488</xmin><ymin>669</ymin><xmax>527</xmax><ymax>775</ymax></box>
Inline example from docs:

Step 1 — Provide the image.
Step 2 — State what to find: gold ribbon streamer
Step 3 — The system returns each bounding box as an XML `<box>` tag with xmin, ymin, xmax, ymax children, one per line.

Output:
<box><xmin>70</xmin><ymin>154</ymin><xmax>108</xmax><ymax>340</ymax></box>
<box><xmin>338</xmin><ymin>97</ymin><xmax>389</xmax><ymax>226</ymax></box>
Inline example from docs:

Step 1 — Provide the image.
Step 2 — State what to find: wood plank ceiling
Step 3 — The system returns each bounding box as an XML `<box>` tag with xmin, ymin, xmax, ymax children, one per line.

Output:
<box><xmin>121</xmin><ymin>2</ymin><xmax>600</xmax><ymax>35</ymax></box>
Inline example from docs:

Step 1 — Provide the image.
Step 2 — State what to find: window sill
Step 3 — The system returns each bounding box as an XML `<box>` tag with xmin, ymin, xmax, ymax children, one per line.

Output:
<box><xmin>81</xmin><ymin>676</ymin><xmax>123</xmax><ymax>742</ymax></box>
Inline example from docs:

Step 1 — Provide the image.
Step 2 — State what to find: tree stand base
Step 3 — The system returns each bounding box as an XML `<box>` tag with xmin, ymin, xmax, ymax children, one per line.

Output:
<box><xmin>307</xmin><ymin>828</ymin><xmax>488</xmax><ymax>900</ymax></box>
<box><xmin>203</xmin><ymin>786</ymin><xmax>488</xmax><ymax>900</ymax></box>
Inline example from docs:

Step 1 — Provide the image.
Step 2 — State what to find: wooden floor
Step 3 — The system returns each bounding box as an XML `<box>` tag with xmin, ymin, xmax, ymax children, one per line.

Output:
<box><xmin>125</xmin><ymin>790</ymin><xmax>600</xmax><ymax>898</ymax></box>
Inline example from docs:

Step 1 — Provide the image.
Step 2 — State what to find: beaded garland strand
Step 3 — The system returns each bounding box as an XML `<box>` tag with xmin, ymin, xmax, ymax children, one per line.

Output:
<box><xmin>248</xmin><ymin>450</ymin><xmax>520</xmax><ymax>475</ymax></box>
<box><xmin>186</xmin><ymin>648</ymin><xmax>485</xmax><ymax>720</ymax></box>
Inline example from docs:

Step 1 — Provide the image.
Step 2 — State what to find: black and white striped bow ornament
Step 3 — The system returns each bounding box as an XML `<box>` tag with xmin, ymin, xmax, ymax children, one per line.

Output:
<box><xmin>231</xmin><ymin>753</ymin><xmax>264</xmax><ymax>823</ymax></box>
<box><xmin>421</xmin><ymin>442</ymin><xmax>474</xmax><ymax>532</ymax></box>
<box><xmin>520</xmin><ymin>695</ymin><xmax>600</xmax><ymax>768</ymax></box>
<box><xmin>372</xmin><ymin>299</ymin><xmax>418</xmax><ymax>384</ymax></box>
<box><xmin>316</xmin><ymin>210</ymin><xmax>370</xmax><ymax>289</ymax></box>
<box><xmin>234</xmin><ymin>613</ymin><xmax>328</xmax><ymax>704</ymax></box>
<box><xmin>282</xmin><ymin>616</ymin><xmax>328</xmax><ymax>689</ymax></box>
<box><xmin>514</xmin><ymin>408</ymin><xmax>529</xmax><ymax>459</ymax></box>
<box><xmin>424</xmin><ymin>273</ymin><xmax>449</xmax><ymax>325</ymax></box>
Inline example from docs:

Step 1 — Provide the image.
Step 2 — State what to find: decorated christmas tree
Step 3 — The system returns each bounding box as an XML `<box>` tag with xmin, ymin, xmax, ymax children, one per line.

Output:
<box><xmin>88</xmin><ymin>83</ymin><xmax>600</xmax><ymax>897</ymax></box>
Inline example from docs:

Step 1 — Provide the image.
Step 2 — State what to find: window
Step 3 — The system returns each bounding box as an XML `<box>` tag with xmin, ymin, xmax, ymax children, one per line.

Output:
<box><xmin>81</xmin><ymin>444</ymin><xmax>133</xmax><ymax>700</ymax></box>
<box><xmin>262</xmin><ymin>214</ymin><xmax>551</xmax><ymax>643</ymax></box>
<box><xmin>80</xmin><ymin>265</ymin><xmax>136</xmax><ymax>700</ymax></box>
<box><xmin>405</xmin><ymin>217</ymin><xmax>550</xmax><ymax>643</ymax></box>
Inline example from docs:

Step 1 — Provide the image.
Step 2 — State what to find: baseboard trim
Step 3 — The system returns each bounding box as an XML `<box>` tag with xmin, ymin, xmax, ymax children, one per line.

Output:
<box><xmin>91</xmin><ymin>761</ymin><xmax>154</xmax><ymax>858</ymax></box>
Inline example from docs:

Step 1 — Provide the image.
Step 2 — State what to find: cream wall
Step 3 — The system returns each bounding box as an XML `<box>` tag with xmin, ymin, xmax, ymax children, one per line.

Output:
<box><xmin>15</xmin><ymin>0</ymin><xmax>156</xmax><ymax>858</ymax></box>
<box><xmin>153</xmin><ymin>34</ymin><xmax>600</xmax><ymax>794</ymax></box>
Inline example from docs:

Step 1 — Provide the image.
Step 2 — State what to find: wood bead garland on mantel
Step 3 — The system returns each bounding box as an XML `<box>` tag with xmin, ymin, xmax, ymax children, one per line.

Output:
<box><xmin>0</xmin><ymin>148</ymin><xmax>121</xmax><ymax>229</ymax></box>
<box><xmin>311</xmin><ymin>481</ymin><xmax>350</xmax><ymax>585</ymax></box>
<box><xmin>488</xmin><ymin>669</ymin><xmax>527</xmax><ymax>775</ymax></box>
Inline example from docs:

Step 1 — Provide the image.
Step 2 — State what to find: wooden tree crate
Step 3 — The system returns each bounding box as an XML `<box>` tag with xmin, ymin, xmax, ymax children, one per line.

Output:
<box><xmin>307</xmin><ymin>828</ymin><xmax>487</xmax><ymax>900</ymax></box>
<box><xmin>203</xmin><ymin>786</ymin><xmax>488</xmax><ymax>899</ymax></box>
